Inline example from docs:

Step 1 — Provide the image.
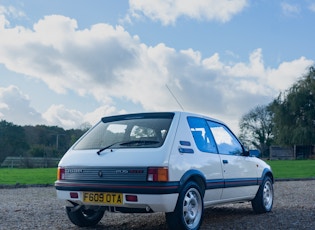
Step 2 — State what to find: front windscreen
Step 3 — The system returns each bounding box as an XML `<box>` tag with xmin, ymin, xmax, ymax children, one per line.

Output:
<box><xmin>73</xmin><ymin>113</ymin><xmax>174</xmax><ymax>150</ymax></box>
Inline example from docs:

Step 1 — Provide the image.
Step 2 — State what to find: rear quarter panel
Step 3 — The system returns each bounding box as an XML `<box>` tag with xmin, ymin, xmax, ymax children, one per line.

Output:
<box><xmin>168</xmin><ymin>114</ymin><xmax>222</xmax><ymax>178</ymax></box>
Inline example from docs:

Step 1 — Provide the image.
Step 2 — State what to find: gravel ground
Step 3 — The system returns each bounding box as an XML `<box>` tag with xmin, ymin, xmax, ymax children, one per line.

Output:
<box><xmin>0</xmin><ymin>180</ymin><xmax>314</xmax><ymax>230</ymax></box>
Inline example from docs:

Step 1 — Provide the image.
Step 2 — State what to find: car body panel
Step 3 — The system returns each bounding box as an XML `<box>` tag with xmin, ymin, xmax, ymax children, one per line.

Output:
<box><xmin>168</xmin><ymin>113</ymin><xmax>224</xmax><ymax>201</ymax></box>
<box><xmin>55</xmin><ymin>111</ymin><xmax>273</xmax><ymax>214</ymax></box>
<box><xmin>220</xmin><ymin>154</ymin><xmax>259</xmax><ymax>199</ymax></box>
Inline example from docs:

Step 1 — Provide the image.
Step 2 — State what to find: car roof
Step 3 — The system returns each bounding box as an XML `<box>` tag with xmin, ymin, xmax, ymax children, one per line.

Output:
<box><xmin>177</xmin><ymin>111</ymin><xmax>228</xmax><ymax>126</ymax></box>
<box><xmin>101</xmin><ymin>111</ymin><xmax>226</xmax><ymax>126</ymax></box>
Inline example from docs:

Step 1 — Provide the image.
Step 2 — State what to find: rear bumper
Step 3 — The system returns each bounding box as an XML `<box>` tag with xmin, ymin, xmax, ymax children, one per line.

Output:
<box><xmin>55</xmin><ymin>180</ymin><xmax>180</xmax><ymax>212</ymax></box>
<box><xmin>56</xmin><ymin>190</ymin><xmax>178</xmax><ymax>213</ymax></box>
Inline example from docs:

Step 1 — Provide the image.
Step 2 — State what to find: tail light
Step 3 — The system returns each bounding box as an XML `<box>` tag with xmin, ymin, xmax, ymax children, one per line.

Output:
<box><xmin>57</xmin><ymin>167</ymin><xmax>65</xmax><ymax>180</ymax></box>
<box><xmin>126</xmin><ymin>195</ymin><xmax>138</xmax><ymax>202</ymax></box>
<box><xmin>147</xmin><ymin>167</ymin><xmax>168</xmax><ymax>182</ymax></box>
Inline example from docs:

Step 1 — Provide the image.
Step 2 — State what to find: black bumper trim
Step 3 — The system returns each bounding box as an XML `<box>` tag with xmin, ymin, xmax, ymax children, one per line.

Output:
<box><xmin>55</xmin><ymin>180</ymin><xmax>180</xmax><ymax>194</ymax></box>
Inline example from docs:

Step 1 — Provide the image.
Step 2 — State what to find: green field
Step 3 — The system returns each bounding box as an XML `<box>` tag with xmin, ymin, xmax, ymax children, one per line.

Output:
<box><xmin>0</xmin><ymin>168</ymin><xmax>57</xmax><ymax>185</ymax></box>
<box><xmin>267</xmin><ymin>160</ymin><xmax>315</xmax><ymax>179</ymax></box>
<box><xmin>0</xmin><ymin>160</ymin><xmax>314</xmax><ymax>185</ymax></box>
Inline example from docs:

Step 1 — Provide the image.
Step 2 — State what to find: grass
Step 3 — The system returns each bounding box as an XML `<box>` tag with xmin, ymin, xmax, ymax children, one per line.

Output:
<box><xmin>0</xmin><ymin>160</ymin><xmax>314</xmax><ymax>185</ymax></box>
<box><xmin>0</xmin><ymin>168</ymin><xmax>57</xmax><ymax>185</ymax></box>
<box><xmin>267</xmin><ymin>160</ymin><xmax>315</xmax><ymax>179</ymax></box>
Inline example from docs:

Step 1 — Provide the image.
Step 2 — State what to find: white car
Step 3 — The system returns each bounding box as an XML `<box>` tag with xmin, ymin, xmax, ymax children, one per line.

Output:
<box><xmin>55</xmin><ymin>112</ymin><xmax>274</xmax><ymax>230</ymax></box>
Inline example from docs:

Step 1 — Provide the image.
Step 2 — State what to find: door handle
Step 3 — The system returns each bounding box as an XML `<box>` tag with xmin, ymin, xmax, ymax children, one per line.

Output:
<box><xmin>222</xmin><ymin>160</ymin><xmax>228</xmax><ymax>164</ymax></box>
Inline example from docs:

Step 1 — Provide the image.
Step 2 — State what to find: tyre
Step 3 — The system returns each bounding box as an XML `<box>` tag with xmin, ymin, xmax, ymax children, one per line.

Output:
<box><xmin>166</xmin><ymin>181</ymin><xmax>204</xmax><ymax>230</ymax></box>
<box><xmin>251</xmin><ymin>176</ymin><xmax>274</xmax><ymax>213</ymax></box>
<box><xmin>66</xmin><ymin>205</ymin><xmax>105</xmax><ymax>227</ymax></box>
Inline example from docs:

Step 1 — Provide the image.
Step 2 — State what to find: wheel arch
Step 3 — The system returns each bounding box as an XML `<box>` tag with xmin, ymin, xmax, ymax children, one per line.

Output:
<box><xmin>179</xmin><ymin>169</ymin><xmax>206</xmax><ymax>196</ymax></box>
<box><xmin>261</xmin><ymin>168</ymin><xmax>274</xmax><ymax>184</ymax></box>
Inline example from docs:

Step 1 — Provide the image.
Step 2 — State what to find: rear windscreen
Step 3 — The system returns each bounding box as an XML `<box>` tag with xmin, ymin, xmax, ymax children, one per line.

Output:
<box><xmin>73</xmin><ymin>113</ymin><xmax>174</xmax><ymax>150</ymax></box>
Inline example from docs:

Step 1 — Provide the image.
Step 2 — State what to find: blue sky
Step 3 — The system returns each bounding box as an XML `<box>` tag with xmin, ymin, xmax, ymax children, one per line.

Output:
<box><xmin>0</xmin><ymin>0</ymin><xmax>314</xmax><ymax>133</ymax></box>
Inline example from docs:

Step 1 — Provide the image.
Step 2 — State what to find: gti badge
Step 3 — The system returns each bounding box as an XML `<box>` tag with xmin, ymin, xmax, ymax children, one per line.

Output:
<box><xmin>116</xmin><ymin>169</ymin><xmax>128</xmax><ymax>174</ymax></box>
<box><xmin>98</xmin><ymin>170</ymin><xmax>103</xmax><ymax>177</ymax></box>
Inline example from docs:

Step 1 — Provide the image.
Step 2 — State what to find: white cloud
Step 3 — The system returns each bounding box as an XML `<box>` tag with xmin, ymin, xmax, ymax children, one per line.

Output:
<box><xmin>281</xmin><ymin>2</ymin><xmax>301</xmax><ymax>16</ymax></box>
<box><xmin>0</xmin><ymin>85</ymin><xmax>122</xmax><ymax>129</ymax></box>
<box><xmin>0</xmin><ymin>6</ymin><xmax>10</xmax><ymax>28</ymax></box>
<box><xmin>42</xmin><ymin>104</ymin><xmax>84</xmax><ymax>129</ymax></box>
<box><xmin>84</xmin><ymin>106</ymin><xmax>127</xmax><ymax>126</ymax></box>
<box><xmin>43</xmin><ymin>104</ymin><xmax>127</xmax><ymax>129</ymax></box>
<box><xmin>0</xmin><ymin>5</ymin><xmax>25</xmax><ymax>28</ymax></box>
<box><xmin>128</xmin><ymin>0</ymin><xmax>248</xmax><ymax>25</ymax></box>
<box><xmin>309</xmin><ymin>3</ymin><xmax>315</xmax><ymax>12</ymax></box>
<box><xmin>265</xmin><ymin>57</ymin><xmax>313</xmax><ymax>91</ymax></box>
<box><xmin>0</xmin><ymin>15</ymin><xmax>140</xmax><ymax>96</ymax></box>
<box><xmin>0</xmin><ymin>85</ymin><xmax>44</xmax><ymax>125</ymax></box>
<box><xmin>0</xmin><ymin>15</ymin><xmax>314</xmax><ymax>132</ymax></box>
<box><xmin>224</xmin><ymin>49</ymin><xmax>265</xmax><ymax>78</ymax></box>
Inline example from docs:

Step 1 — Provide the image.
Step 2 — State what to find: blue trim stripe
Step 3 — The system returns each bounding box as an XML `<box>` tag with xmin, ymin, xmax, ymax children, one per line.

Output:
<box><xmin>206</xmin><ymin>179</ymin><xmax>225</xmax><ymax>189</ymax></box>
<box><xmin>55</xmin><ymin>181</ymin><xmax>180</xmax><ymax>194</ymax></box>
<box><xmin>224</xmin><ymin>178</ymin><xmax>258</xmax><ymax>188</ymax></box>
<box><xmin>206</xmin><ymin>178</ymin><xmax>258</xmax><ymax>189</ymax></box>
<box><xmin>56</xmin><ymin>178</ymin><xmax>260</xmax><ymax>194</ymax></box>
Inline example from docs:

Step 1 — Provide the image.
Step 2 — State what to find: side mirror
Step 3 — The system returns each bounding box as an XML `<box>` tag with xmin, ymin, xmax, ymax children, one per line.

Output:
<box><xmin>249</xmin><ymin>149</ymin><xmax>260</xmax><ymax>157</ymax></box>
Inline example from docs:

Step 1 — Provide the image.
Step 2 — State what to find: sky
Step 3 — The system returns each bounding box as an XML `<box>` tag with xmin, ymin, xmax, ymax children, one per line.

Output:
<box><xmin>0</xmin><ymin>0</ymin><xmax>315</xmax><ymax>134</ymax></box>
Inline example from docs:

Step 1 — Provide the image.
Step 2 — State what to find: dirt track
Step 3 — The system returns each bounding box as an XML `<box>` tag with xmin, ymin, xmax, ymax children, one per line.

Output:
<box><xmin>0</xmin><ymin>180</ymin><xmax>314</xmax><ymax>229</ymax></box>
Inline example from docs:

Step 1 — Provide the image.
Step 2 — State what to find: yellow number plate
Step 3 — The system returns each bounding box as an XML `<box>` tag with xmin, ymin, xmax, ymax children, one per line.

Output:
<box><xmin>83</xmin><ymin>192</ymin><xmax>123</xmax><ymax>205</ymax></box>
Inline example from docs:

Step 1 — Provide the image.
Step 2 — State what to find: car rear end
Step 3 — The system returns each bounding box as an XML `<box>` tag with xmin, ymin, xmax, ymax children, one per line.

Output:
<box><xmin>55</xmin><ymin>112</ymin><xmax>180</xmax><ymax>216</ymax></box>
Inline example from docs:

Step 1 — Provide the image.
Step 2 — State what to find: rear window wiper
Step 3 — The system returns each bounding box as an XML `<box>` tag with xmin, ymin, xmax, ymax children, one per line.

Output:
<box><xmin>97</xmin><ymin>140</ymin><xmax>161</xmax><ymax>155</ymax></box>
<box><xmin>119</xmin><ymin>140</ymin><xmax>160</xmax><ymax>146</ymax></box>
<box><xmin>97</xmin><ymin>142</ymin><xmax>121</xmax><ymax>155</ymax></box>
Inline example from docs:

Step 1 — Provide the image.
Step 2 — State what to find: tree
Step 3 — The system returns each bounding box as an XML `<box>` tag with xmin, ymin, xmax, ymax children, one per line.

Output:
<box><xmin>0</xmin><ymin>120</ymin><xmax>29</xmax><ymax>163</ymax></box>
<box><xmin>239</xmin><ymin>105</ymin><xmax>273</xmax><ymax>157</ymax></box>
<box><xmin>270</xmin><ymin>66</ymin><xmax>315</xmax><ymax>145</ymax></box>
<box><xmin>0</xmin><ymin>120</ymin><xmax>87</xmax><ymax>167</ymax></box>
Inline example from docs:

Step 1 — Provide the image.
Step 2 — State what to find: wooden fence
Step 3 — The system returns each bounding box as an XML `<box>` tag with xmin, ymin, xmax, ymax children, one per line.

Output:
<box><xmin>1</xmin><ymin>157</ymin><xmax>60</xmax><ymax>168</ymax></box>
<box><xmin>270</xmin><ymin>145</ymin><xmax>315</xmax><ymax>160</ymax></box>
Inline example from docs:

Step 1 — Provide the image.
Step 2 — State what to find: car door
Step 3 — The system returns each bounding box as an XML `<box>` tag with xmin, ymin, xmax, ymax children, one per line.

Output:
<box><xmin>207</xmin><ymin>121</ymin><xmax>259</xmax><ymax>200</ymax></box>
<box><xmin>186</xmin><ymin>117</ymin><xmax>224</xmax><ymax>204</ymax></box>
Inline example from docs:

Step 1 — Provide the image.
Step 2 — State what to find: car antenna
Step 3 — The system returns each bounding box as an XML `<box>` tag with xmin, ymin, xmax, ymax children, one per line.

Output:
<box><xmin>165</xmin><ymin>84</ymin><xmax>185</xmax><ymax>111</ymax></box>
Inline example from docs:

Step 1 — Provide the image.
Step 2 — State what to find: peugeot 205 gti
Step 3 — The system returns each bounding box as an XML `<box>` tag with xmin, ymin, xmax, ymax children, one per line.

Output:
<box><xmin>55</xmin><ymin>111</ymin><xmax>274</xmax><ymax>230</ymax></box>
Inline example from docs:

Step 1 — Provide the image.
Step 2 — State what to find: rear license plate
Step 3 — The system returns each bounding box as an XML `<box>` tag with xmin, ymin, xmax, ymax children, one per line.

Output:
<box><xmin>83</xmin><ymin>192</ymin><xmax>123</xmax><ymax>205</ymax></box>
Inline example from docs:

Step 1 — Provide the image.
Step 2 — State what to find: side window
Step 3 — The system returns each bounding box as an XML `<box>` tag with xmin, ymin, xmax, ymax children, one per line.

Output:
<box><xmin>187</xmin><ymin>117</ymin><xmax>217</xmax><ymax>153</ymax></box>
<box><xmin>207</xmin><ymin>121</ymin><xmax>243</xmax><ymax>155</ymax></box>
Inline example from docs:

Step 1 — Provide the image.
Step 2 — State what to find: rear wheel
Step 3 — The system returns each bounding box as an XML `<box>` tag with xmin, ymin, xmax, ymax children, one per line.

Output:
<box><xmin>166</xmin><ymin>181</ymin><xmax>204</xmax><ymax>230</ymax></box>
<box><xmin>66</xmin><ymin>205</ymin><xmax>105</xmax><ymax>227</ymax></box>
<box><xmin>251</xmin><ymin>176</ymin><xmax>274</xmax><ymax>213</ymax></box>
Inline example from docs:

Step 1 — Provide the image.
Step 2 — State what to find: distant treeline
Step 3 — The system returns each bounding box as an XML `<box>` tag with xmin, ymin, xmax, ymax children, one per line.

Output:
<box><xmin>0</xmin><ymin>121</ymin><xmax>88</xmax><ymax>163</ymax></box>
<box><xmin>238</xmin><ymin>66</ymin><xmax>315</xmax><ymax>158</ymax></box>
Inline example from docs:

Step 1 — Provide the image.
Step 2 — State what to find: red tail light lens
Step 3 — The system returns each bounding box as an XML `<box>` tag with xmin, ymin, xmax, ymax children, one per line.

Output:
<box><xmin>70</xmin><ymin>192</ymin><xmax>79</xmax><ymax>199</ymax></box>
<box><xmin>126</xmin><ymin>195</ymin><xmax>138</xmax><ymax>202</ymax></box>
<box><xmin>147</xmin><ymin>167</ymin><xmax>168</xmax><ymax>182</ymax></box>
<box><xmin>57</xmin><ymin>167</ymin><xmax>65</xmax><ymax>180</ymax></box>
